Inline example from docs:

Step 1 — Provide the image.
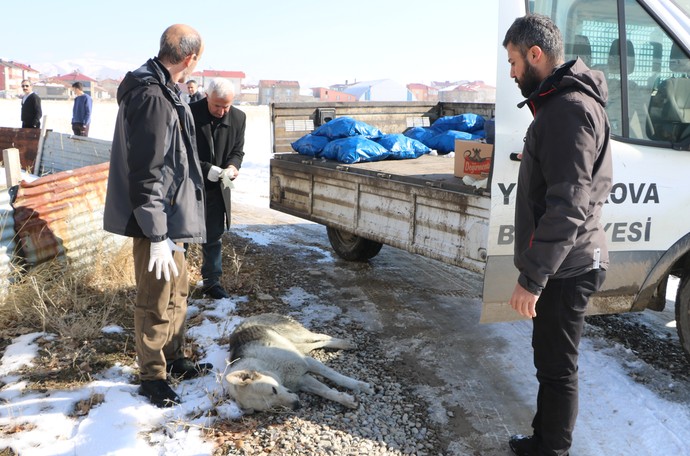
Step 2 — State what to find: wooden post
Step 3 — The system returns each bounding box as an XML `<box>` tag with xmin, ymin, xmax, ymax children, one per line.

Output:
<box><xmin>34</xmin><ymin>115</ymin><xmax>47</xmax><ymax>175</ymax></box>
<box><xmin>3</xmin><ymin>148</ymin><xmax>22</xmax><ymax>188</ymax></box>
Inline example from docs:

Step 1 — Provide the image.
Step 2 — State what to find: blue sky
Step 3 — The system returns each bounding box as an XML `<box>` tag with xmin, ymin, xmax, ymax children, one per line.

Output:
<box><xmin>2</xmin><ymin>0</ymin><xmax>499</xmax><ymax>87</ymax></box>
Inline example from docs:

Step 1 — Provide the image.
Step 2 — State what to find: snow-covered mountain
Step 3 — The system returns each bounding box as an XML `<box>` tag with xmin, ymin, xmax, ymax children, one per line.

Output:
<box><xmin>35</xmin><ymin>58</ymin><xmax>136</xmax><ymax>81</ymax></box>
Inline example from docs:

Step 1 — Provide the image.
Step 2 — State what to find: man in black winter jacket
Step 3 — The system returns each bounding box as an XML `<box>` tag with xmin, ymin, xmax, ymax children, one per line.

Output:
<box><xmin>502</xmin><ymin>14</ymin><xmax>613</xmax><ymax>456</ymax></box>
<box><xmin>104</xmin><ymin>24</ymin><xmax>211</xmax><ymax>408</ymax></box>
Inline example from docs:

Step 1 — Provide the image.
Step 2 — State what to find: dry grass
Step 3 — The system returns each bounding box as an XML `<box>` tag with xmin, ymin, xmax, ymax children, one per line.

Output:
<box><xmin>0</xmin><ymin>240</ymin><xmax>136</xmax><ymax>341</ymax></box>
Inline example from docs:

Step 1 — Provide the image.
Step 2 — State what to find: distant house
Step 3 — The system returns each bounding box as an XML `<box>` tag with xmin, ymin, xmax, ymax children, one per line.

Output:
<box><xmin>99</xmin><ymin>78</ymin><xmax>121</xmax><ymax>100</ymax></box>
<box><xmin>32</xmin><ymin>82</ymin><xmax>69</xmax><ymax>100</ymax></box>
<box><xmin>0</xmin><ymin>59</ymin><xmax>41</xmax><ymax>97</ymax></box>
<box><xmin>239</xmin><ymin>84</ymin><xmax>259</xmax><ymax>105</ymax></box>
<box><xmin>193</xmin><ymin>70</ymin><xmax>246</xmax><ymax>100</ymax></box>
<box><xmin>53</xmin><ymin>71</ymin><xmax>98</xmax><ymax>97</ymax></box>
<box><xmin>342</xmin><ymin>79</ymin><xmax>416</xmax><ymax>102</ymax></box>
<box><xmin>438</xmin><ymin>80</ymin><xmax>496</xmax><ymax>103</ymax></box>
<box><xmin>407</xmin><ymin>83</ymin><xmax>439</xmax><ymax>102</ymax></box>
<box><xmin>311</xmin><ymin>87</ymin><xmax>356</xmax><ymax>102</ymax></box>
<box><xmin>258</xmin><ymin>80</ymin><xmax>300</xmax><ymax>105</ymax></box>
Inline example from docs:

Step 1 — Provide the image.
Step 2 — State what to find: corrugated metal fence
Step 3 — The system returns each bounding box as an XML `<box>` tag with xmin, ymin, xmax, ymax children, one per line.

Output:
<box><xmin>0</xmin><ymin>129</ymin><xmax>124</xmax><ymax>286</ymax></box>
<box><xmin>12</xmin><ymin>162</ymin><xmax>125</xmax><ymax>267</ymax></box>
<box><xmin>38</xmin><ymin>132</ymin><xmax>112</xmax><ymax>174</ymax></box>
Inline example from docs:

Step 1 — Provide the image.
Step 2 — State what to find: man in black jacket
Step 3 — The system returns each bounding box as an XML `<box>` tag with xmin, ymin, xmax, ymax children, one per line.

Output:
<box><xmin>104</xmin><ymin>24</ymin><xmax>211</xmax><ymax>408</ymax></box>
<box><xmin>190</xmin><ymin>78</ymin><xmax>245</xmax><ymax>299</ymax></box>
<box><xmin>503</xmin><ymin>15</ymin><xmax>613</xmax><ymax>456</ymax></box>
<box><xmin>20</xmin><ymin>80</ymin><xmax>42</xmax><ymax>128</ymax></box>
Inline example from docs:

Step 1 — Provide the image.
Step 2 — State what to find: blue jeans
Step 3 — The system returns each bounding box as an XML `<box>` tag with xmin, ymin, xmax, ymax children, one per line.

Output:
<box><xmin>531</xmin><ymin>268</ymin><xmax>606</xmax><ymax>456</ymax></box>
<box><xmin>202</xmin><ymin>188</ymin><xmax>226</xmax><ymax>287</ymax></box>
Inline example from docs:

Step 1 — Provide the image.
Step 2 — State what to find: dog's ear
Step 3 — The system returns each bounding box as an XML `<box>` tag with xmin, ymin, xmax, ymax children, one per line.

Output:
<box><xmin>225</xmin><ymin>369</ymin><xmax>260</xmax><ymax>386</ymax></box>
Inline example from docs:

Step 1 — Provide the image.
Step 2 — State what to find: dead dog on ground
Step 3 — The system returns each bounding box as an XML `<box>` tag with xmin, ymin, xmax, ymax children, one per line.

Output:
<box><xmin>223</xmin><ymin>313</ymin><xmax>374</xmax><ymax>413</ymax></box>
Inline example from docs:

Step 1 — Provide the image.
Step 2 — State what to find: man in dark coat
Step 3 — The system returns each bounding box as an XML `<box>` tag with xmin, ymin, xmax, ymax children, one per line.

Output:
<box><xmin>190</xmin><ymin>77</ymin><xmax>246</xmax><ymax>299</ymax></box>
<box><xmin>104</xmin><ymin>24</ymin><xmax>211</xmax><ymax>408</ymax></box>
<box><xmin>20</xmin><ymin>80</ymin><xmax>42</xmax><ymax>128</ymax></box>
<box><xmin>503</xmin><ymin>14</ymin><xmax>612</xmax><ymax>456</ymax></box>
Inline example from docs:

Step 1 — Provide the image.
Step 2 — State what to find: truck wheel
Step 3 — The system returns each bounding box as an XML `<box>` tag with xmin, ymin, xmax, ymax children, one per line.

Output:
<box><xmin>326</xmin><ymin>227</ymin><xmax>383</xmax><ymax>261</ymax></box>
<box><xmin>675</xmin><ymin>275</ymin><xmax>690</xmax><ymax>360</ymax></box>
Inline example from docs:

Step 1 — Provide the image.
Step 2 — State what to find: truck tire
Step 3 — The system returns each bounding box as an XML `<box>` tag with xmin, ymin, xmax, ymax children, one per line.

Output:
<box><xmin>675</xmin><ymin>275</ymin><xmax>690</xmax><ymax>360</ymax></box>
<box><xmin>326</xmin><ymin>227</ymin><xmax>383</xmax><ymax>261</ymax></box>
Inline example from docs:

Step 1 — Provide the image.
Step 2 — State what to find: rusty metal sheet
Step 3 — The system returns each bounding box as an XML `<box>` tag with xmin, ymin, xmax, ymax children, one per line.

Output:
<box><xmin>0</xmin><ymin>127</ymin><xmax>40</xmax><ymax>170</ymax></box>
<box><xmin>11</xmin><ymin>162</ymin><xmax>120</xmax><ymax>267</ymax></box>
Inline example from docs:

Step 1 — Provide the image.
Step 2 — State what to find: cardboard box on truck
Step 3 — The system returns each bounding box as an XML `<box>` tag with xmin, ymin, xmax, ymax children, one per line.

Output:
<box><xmin>454</xmin><ymin>140</ymin><xmax>493</xmax><ymax>179</ymax></box>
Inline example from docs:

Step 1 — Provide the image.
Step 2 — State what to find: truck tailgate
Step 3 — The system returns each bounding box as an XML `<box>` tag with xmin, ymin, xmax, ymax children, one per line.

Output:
<box><xmin>270</xmin><ymin>153</ymin><xmax>490</xmax><ymax>274</ymax></box>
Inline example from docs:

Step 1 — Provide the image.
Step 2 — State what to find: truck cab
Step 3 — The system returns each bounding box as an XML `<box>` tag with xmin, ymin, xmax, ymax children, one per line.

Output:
<box><xmin>486</xmin><ymin>0</ymin><xmax>690</xmax><ymax>354</ymax></box>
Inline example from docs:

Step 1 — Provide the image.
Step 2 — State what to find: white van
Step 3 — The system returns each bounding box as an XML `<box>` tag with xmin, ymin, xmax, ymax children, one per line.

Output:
<box><xmin>486</xmin><ymin>0</ymin><xmax>690</xmax><ymax>355</ymax></box>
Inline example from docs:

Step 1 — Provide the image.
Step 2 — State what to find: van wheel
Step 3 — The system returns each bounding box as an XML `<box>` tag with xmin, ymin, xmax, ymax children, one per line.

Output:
<box><xmin>326</xmin><ymin>227</ymin><xmax>383</xmax><ymax>261</ymax></box>
<box><xmin>675</xmin><ymin>275</ymin><xmax>690</xmax><ymax>360</ymax></box>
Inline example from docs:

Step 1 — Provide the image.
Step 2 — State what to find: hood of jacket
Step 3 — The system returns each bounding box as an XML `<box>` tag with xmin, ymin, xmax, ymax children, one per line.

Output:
<box><xmin>518</xmin><ymin>58</ymin><xmax>608</xmax><ymax>114</ymax></box>
<box><xmin>116</xmin><ymin>57</ymin><xmax>182</xmax><ymax>106</ymax></box>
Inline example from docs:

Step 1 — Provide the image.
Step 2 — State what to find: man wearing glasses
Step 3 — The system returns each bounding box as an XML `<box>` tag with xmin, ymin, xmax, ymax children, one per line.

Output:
<box><xmin>20</xmin><ymin>80</ymin><xmax>42</xmax><ymax>129</ymax></box>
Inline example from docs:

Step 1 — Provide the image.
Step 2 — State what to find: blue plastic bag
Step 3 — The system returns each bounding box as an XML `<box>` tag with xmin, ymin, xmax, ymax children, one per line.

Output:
<box><xmin>425</xmin><ymin>130</ymin><xmax>483</xmax><ymax>154</ymax></box>
<box><xmin>312</xmin><ymin>116</ymin><xmax>384</xmax><ymax>140</ymax></box>
<box><xmin>321</xmin><ymin>136</ymin><xmax>390</xmax><ymax>164</ymax></box>
<box><xmin>375</xmin><ymin>134</ymin><xmax>431</xmax><ymax>159</ymax></box>
<box><xmin>291</xmin><ymin>134</ymin><xmax>331</xmax><ymax>157</ymax></box>
<box><xmin>403</xmin><ymin>126</ymin><xmax>434</xmax><ymax>144</ymax></box>
<box><xmin>430</xmin><ymin>113</ymin><xmax>485</xmax><ymax>134</ymax></box>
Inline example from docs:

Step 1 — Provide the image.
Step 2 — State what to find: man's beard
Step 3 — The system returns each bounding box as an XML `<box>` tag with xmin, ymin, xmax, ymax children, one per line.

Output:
<box><xmin>516</xmin><ymin>59</ymin><xmax>542</xmax><ymax>98</ymax></box>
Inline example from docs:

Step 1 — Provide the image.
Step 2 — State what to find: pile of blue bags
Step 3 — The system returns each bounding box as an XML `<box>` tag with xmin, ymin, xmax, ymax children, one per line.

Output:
<box><xmin>291</xmin><ymin>113</ymin><xmax>486</xmax><ymax>164</ymax></box>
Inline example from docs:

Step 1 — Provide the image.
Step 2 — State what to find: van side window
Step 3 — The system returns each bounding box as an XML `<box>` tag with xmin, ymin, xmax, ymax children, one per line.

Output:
<box><xmin>535</xmin><ymin>0</ymin><xmax>690</xmax><ymax>147</ymax></box>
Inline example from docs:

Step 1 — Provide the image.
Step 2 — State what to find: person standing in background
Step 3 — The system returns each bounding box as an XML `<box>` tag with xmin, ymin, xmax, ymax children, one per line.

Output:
<box><xmin>503</xmin><ymin>14</ymin><xmax>612</xmax><ymax>456</ymax></box>
<box><xmin>190</xmin><ymin>78</ymin><xmax>245</xmax><ymax>299</ymax></box>
<box><xmin>20</xmin><ymin>80</ymin><xmax>42</xmax><ymax>128</ymax></box>
<box><xmin>187</xmin><ymin>79</ymin><xmax>204</xmax><ymax>103</ymax></box>
<box><xmin>103</xmin><ymin>24</ymin><xmax>211</xmax><ymax>408</ymax></box>
<box><xmin>71</xmin><ymin>82</ymin><xmax>93</xmax><ymax>136</ymax></box>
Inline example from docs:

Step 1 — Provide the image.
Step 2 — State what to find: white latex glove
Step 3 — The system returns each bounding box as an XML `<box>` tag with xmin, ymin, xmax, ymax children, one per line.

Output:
<box><xmin>220</xmin><ymin>166</ymin><xmax>238</xmax><ymax>180</ymax></box>
<box><xmin>148</xmin><ymin>239</ymin><xmax>185</xmax><ymax>281</ymax></box>
<box><xmin>207</xmin><ymin>165</ymin><xmax>223</xmax><ymax>182</ymax></box>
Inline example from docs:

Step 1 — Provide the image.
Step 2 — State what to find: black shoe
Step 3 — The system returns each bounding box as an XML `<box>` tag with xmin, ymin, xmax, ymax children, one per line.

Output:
<box><xmin>166</xmin><ymin>358</ymin><xmax>214</xmax><ymax>380</ymax></box>
<box><xmin>138</xmin><ymin>379</ymin><xmax>180</xmax><ymax>408</ymax></box>
<box><xmin>509</xmin><ymin>434</ymin><xmax>537</xmax><ymax>456</ymax></box>
<box><xmin>202</xmin><ymin>283</ymin><xmax>230</xmax><ymax>299</ymax></box>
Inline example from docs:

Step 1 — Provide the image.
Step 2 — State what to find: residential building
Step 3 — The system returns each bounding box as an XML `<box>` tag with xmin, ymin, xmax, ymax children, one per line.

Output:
<box><xmin>437</xmin><ymin>80</ymin><xmax>496</xmax><ymax>103</ymax></box>
<box><xmin>193</xmin><ymin>70</ymin><xmax>245</xmax><ymax>99</ymax></box>
<box><xmin>407</xmin><ymin>83</ymin><xmax>439</xmax><ymax>102</ymax></box>
<box><xmin>311</xmin><ymin>87</ymin><xmax>356</xmax><ymax>102</ymax></box>
<box><xmin>0</xmin><ymin>60</ymin><xmax>41</xmax><ymax>97</ymax></box>
<box><xmin>258</xmin><ymin>80</ymin><xmax>300</xmax><ymax>104</ymax></box>
<box><xmin>53</xmin><ymin>71</ymin><xmax>97</xmax><ymax>96</ymax></box>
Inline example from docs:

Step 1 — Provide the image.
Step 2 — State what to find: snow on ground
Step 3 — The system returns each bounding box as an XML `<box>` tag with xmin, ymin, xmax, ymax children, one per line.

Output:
<box><xmin>0</xmin><ymin>101</ymin><xmax>689</xmax><ymax>455</ymax></box>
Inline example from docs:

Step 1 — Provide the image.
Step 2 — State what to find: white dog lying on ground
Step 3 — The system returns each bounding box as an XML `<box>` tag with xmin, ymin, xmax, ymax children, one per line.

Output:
<box><xmin>223</xmin><ymin>313</ymin><xmax>374</xmax><ymax>413</ymax></box>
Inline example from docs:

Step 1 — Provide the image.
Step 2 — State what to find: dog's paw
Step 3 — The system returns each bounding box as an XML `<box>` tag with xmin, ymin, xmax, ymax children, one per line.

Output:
<box><xmin>357</xmin><ymin>381</ymin><xmax>375</xmax><ymax>395</ymax></box>
<box><xmin>339</xmin><ymin>392</ymin><xmax>358</xmax><ymax>409</ymax></box>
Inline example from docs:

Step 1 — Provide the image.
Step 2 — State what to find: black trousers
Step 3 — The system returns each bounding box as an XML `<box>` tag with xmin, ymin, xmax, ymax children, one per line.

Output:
<box><xmin>72</xmin><ymin>122</ymin><xmax>89</xmax><ymax>136</ymax></box>
<box><xmin>531</xmin><ymin>268</ymin><xmax>606</xmax><ymax>455</ymax></box>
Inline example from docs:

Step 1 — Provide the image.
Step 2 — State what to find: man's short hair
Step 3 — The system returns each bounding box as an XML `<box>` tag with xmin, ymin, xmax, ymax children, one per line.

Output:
<box><xmin>72</xmin><ymin>82</ymin><xmax>83</xmax><ymax>90</ymax></box>
<box><xmin>206</xmin><ymin>78</ymin><xmax>235</xmax><ymax>99</ymax></box>
<box><xmin>186</xmin><ymin>80</ymin><xmax>197</xmax><ymax>85</ymax></box>
<box><xmin>503</xmin><ymin>14</ymin><xmax>564</xmax><ymax>64</ymax></box>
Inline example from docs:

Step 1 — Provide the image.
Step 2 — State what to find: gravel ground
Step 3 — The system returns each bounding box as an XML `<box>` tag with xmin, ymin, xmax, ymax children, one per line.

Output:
<box><xmin>196</xmin><ymin>233</ymin><xmax>445</xmax><ymax>456</ymax></box>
